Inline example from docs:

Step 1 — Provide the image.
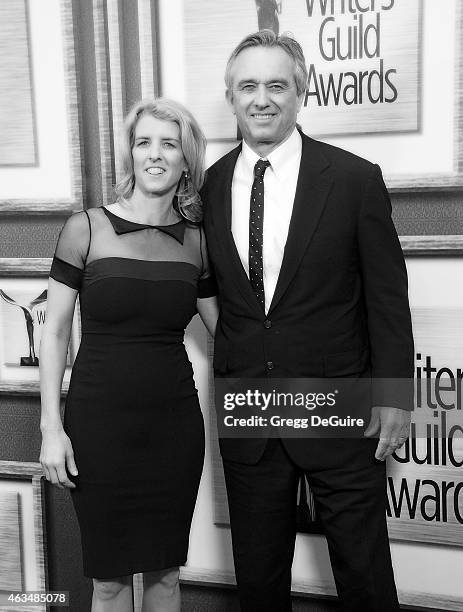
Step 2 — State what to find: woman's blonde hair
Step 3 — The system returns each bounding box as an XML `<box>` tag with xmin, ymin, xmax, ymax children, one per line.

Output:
<box><xmin>115</xmin><ymin>97</ymin><xmax>207</xmax><ymax>222</ymax></box>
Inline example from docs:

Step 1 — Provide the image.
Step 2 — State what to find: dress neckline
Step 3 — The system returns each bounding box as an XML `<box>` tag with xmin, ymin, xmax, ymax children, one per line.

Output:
<box><xmin>101</xmin><ymin>206</ymin><xmax>186</xmax><ymax>244</ymax></box>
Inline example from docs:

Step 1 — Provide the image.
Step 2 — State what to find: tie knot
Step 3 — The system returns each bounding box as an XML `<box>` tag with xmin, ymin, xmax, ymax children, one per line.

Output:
<box><xmin>254</xmin><ymin>159</ymin><xmax>270</xmax><ymax>179</ymax></box>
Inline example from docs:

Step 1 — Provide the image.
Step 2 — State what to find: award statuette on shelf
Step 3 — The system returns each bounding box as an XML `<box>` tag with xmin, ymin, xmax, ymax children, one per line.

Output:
<box><xmin>0</xmin><ymin>289</ymin><xmax>48</xmax><ymax>366</ymax></box>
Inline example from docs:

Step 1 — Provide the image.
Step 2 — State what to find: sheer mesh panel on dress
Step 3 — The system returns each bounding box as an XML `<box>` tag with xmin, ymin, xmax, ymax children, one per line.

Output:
<box><xmin>86</xmin><ymin>207</ymin><xmax>200</xmax><ymax>266</ymax></box>
<box><xmin>50</xmin><ymin>206</ymin><xmax>216</xmax><ymax>297</ymax></box>
<box><xmin>49</xmin><ymin>211</ymin><xmax>90</xmax><ymax>290</ymax></box>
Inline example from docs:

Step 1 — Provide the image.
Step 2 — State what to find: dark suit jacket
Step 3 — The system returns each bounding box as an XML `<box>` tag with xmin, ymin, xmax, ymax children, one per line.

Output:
<box><xmin>202</xmin><ymin>132</ymin><xmax>414</xmax><ymax>465</ymax></box>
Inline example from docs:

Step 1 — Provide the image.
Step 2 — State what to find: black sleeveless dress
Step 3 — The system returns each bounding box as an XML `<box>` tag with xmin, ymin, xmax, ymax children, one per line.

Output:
<box><xmin>49</xmin><ymin>206</ymin><xmax>215</xmax><ymax>578</ymax></box>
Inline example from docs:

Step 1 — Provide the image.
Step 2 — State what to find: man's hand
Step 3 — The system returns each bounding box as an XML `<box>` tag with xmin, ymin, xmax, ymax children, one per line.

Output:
<box><xmin>364</xmin><ymin>406</ymin><xmax>411</xmax><ymax>461</ymax></box>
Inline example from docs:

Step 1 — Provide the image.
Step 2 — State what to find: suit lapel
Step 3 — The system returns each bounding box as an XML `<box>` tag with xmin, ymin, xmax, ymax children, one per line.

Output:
<box><xmin>210</xmin><ymin>145</ymin><xmax>263</xmax><ymax>311</ymax></box>
<box><xmin>268</xmin><ymin>134</ymin><xmax>332</xmax><ymax>315</ymax></box>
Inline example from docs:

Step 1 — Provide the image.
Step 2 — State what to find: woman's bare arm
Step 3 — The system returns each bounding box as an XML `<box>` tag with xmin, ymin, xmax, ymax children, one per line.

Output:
<box><xmin>39</xmin><ymin>278</ymin><xmax>79</xmax><ymax>489</ymax></box>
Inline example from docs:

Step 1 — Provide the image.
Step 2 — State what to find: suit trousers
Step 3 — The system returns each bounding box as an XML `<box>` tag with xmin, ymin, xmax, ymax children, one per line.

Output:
<box><xmin>222</xmin><ymin>438</ymin><xmax>400</xmax><ymax>612</ymax></box>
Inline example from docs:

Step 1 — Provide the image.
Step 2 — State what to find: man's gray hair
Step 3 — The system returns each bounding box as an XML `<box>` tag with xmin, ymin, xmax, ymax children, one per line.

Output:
<box><xmin>224</xmin><ymin>30</ymin><xmax>308</xmax><ymax>96</ymax></box>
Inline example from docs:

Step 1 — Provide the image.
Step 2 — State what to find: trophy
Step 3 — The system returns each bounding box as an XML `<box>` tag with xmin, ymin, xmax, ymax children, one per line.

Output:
<box><xmin>0</xmin><ymin>289</ymin><xmax>48</xmax><ymax>366</ymax></box>
<box><xmin>254</xmin><ymin>0</ymin><xmax>282</xmax><ymax>35</ymax></box>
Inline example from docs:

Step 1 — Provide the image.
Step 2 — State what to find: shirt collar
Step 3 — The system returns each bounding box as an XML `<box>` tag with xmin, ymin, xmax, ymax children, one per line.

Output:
<box><xmin>241</xmin><ymin>128</ymin><xmax>302</xmax><ymax>179</ymax></box>
<box><xmin>102</xmin><ymin>206</ymin><xmax>186</xmax><ymax>244</ymax></box>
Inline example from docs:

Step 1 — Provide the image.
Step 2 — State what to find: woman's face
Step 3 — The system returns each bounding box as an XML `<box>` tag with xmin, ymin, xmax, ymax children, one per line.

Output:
<box><xmin>131</xmin><ymin>114</ymin><xmax>186</xmax><ymax>199</ymax></box>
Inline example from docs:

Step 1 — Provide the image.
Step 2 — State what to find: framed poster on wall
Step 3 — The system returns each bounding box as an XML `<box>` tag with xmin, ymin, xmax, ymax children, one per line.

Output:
<box><xmin>183</xmin><ymin>0</ymin><xmax>421</xmax><ymax>139</ymax></box>
<box><xmin>0</xmin><ymin>0</ymin><xmax>83</xmax><ymax>213</ymax></box>
<box><xmin>386</xmin><ymin>308</ymin><xmax>463</xmax><ymax>546</ymax></box>
<box><xmin>159</xmin><ymin>0</ymin><xmax>463</xmax><ymax>191</ymax></box>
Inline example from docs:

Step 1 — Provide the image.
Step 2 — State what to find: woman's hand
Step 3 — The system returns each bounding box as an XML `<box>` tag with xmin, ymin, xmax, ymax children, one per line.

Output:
<box><xmin>40</xmin><ymin>427</ymin><xmax>78</xmax><ymax>489</ymax></box>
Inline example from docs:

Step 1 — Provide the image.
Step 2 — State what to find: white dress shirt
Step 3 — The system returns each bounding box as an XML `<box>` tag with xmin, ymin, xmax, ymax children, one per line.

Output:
<box><xmin>231</xmin><ymin>128</ymin><xmax>302</xmax><ymax>313</ymax></box>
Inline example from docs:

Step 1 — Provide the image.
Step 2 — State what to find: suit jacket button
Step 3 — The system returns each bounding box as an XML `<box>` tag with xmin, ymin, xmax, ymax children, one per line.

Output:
<box><xmin>266</xmin><ymin>361</ymin><xmax>274</xmax><ymax>370</ymax></box>
<box><xmin>264</xmin><ymin>319</ymin><xmax>272</xmax><ymax>329</ymax></box>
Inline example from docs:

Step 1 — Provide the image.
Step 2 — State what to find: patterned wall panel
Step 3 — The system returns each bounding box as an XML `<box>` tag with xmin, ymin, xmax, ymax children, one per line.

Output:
<box><xmin>88</xmin><ymin>0</ymin><xmax>160</xmax><ymax>206</ymax></box>
<box><xmin>0</xmin><ymin>462</ymin><xmax>46</xmax><ymax>607</ymax></box>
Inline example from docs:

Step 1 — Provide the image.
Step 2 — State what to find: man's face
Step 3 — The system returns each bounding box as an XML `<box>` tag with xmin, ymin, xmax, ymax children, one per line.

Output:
<box><xmin>226</xmin><ymin>46</ymin><xmax>303</xmax><ymax>156</ymax></box>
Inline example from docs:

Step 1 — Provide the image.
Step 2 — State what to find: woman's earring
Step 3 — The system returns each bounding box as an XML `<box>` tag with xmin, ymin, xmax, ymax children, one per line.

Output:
<box><xmin>176</xmin><ymin>169</ymin><xmax>201</xmax><ymax>221</ymax></box>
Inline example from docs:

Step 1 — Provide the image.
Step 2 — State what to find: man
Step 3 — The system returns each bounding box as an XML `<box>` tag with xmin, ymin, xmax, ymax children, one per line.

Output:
<box><xmin>201</xmin><ymin>30</ymin><xmax>413</xmax><ymax>612</ymax></box>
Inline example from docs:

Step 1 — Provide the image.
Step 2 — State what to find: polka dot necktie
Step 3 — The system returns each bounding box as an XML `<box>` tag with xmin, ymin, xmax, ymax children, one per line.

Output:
<box><xmin>249</xmin><ymin>159</ymin><xmax>270</xmax><ymax>310</ymax></box>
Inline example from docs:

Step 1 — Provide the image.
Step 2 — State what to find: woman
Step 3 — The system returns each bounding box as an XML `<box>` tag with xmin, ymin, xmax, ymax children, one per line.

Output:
<box><xmin>40</xmin><ymin>98</ymin><xmax>218</xmax><ymax>612</ymax></box>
